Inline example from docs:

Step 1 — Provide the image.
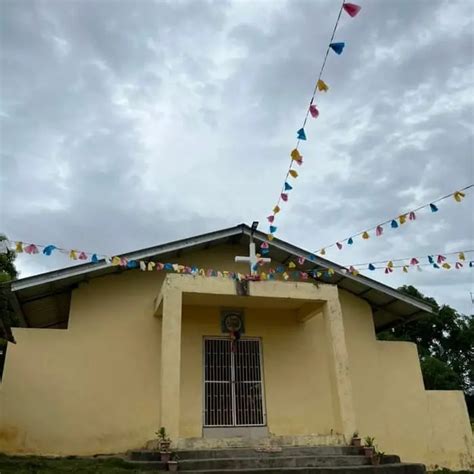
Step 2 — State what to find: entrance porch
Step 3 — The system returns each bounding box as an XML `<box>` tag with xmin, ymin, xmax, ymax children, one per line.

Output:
<box><xmin>154</xmin><ymin>274</ymin><xmax>356</xmax><ymax>448</ymax></box>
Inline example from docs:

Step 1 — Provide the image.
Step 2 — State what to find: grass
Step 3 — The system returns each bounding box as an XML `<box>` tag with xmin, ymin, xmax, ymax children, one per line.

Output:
<box><xmin>0</xmin><ymin>454</ymin><xmax>164</xmax><ymax>474</ymax></box>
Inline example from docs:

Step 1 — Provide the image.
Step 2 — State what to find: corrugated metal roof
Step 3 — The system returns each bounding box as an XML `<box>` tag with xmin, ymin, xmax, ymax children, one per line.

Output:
<box><xmin>10</xmin><ymin>223</ymin><xmax>435</xmax><ymax>330</ymax></box>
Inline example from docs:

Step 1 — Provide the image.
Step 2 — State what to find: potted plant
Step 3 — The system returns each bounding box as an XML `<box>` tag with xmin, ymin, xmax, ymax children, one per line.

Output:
<box><xmin>168</xmin><ymin>453</ymin><xmax>179</xmax><ymax>472</ymax></box>
<box><xmin>371</xmin><ymin>450</ymin><xmax>384</xmax><ymax>465</ymax></box>
<box><xmin>363</xmin><ymin>436</ymin><xmax>375</xmax><ymax>457</ymax></box>
<box><xmin>156</xmin><ymin>427</ymin><xmax>171</xmax><ymax>462</ymax></box>
<box><xmin>351</xmin><ymin>431</ymin><xmax>362</xmax><ymax>447</ymax></box>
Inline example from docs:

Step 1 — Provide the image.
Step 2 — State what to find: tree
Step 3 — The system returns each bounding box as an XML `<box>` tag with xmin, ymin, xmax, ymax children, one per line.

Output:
<box><xmin>0</xmin><ymin>234</ymin><xmax>19</xmax><ymax>378</ymax></box>
<box><xmin>378</xmin><ymin>285</ymin><xmax>474</xmax><ymax>415</ymax></box>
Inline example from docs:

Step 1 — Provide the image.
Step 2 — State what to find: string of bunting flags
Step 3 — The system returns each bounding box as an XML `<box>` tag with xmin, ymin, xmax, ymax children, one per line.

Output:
<box><xmin>262</xmin><ymin>184</ymin><xmax>473</xmax><ymax>256</ymax></box>
<box><xmin>2</xmin><ymin>234</ymin><xmax>472</xmax><ymax>282</ymax></box>
<box><xmin>266</xmin><ymin>1</ymin><xmax>362</xmax><ymax>241</ymax></box>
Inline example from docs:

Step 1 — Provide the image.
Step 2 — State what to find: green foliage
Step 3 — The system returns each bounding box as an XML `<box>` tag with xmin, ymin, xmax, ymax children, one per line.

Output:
<box><xmin>378</xmin><ymin>285</ymin><xmax>473</xmax><ymax>412</ymax></box>
<box><xmin>0</xmin><ymin>453</ymin><xmax>162</xmax><ymax>473</ymax></box>
<box><xmin>0</xmin><ymin>234</ymin><xmax>18</xmax><ymax>281</ymax></box>
<box><xmin>364</xmin><ymin>436</ymin><xmax>375</xmax><ymax>447</ymax></box>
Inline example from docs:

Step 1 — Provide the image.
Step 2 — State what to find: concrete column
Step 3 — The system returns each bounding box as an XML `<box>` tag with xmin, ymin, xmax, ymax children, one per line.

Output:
<box><xmin>323</xmin><ymin>293</ymin><xmax>356</xmax><ymax>441</ymax></box>
<box><xmin>160</xmin><ymin>282</ymin><xmax>182</xmax><ymax>442</ymax></box>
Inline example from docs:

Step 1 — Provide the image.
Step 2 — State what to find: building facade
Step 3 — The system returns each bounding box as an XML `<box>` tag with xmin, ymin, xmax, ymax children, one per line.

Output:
<box><xmin>0</xmin><ymin>225</ymin><xmax>472</xmax><ymax>470</ymax></box>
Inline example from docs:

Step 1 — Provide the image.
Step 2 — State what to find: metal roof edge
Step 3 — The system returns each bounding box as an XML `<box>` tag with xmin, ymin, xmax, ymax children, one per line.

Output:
<box><xmin>11</xmin><ymin>224</ymin><xmax>248</xmax><ymax>291</ymax></box>
<box><xmin>10</xmin><ymin>222</ymin><xmax>434</xmax><ymax>316</ymax></box>
<box><xmin>247</xmin><ymin>229</ymin><xmax>435</xmax><ymax>315</ymax></box>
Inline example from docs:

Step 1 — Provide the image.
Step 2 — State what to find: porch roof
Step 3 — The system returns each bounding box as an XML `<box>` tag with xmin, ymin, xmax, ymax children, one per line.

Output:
<box><xmin>9</xmin><ymin>223</ymin><xmax>435</xmax><ymax>331</ymax></box>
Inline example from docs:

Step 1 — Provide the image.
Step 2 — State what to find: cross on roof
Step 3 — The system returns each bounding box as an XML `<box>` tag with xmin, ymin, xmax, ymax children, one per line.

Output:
<box><xmin>235</xmin><ymin>241</ymin><xmax>271</xmax><ymax>276</ymax></box>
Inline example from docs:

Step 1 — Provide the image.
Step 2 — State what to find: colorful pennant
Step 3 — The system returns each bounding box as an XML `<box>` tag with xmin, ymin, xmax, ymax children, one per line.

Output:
<box><xmin>312</xmin><ymin>185</ymin><xmax>472</xmax><ymax>257</ymax></box>
<box><xmin>265</xmin><ymin>2</ymin><xmax>361</xmax><ymax>238</ymax></box>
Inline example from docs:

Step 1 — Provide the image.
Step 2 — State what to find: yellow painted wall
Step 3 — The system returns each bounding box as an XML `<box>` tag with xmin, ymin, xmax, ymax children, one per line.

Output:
<box><xmin>0</xmin><ymin>243</ymin><xmax>472</xmax><ymax>469</ymax></box>
<box><xmin>340</xmin><ymin>290</ymin><xmax>473</xmax><ymax>470</ymax></box>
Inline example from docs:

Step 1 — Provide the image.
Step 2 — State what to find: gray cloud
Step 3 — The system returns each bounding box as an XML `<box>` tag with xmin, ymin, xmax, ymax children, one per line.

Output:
<box><xmin>1</xmin><ymin>0</ymin><xmax>472</xmax><ymax>314</ymax></box>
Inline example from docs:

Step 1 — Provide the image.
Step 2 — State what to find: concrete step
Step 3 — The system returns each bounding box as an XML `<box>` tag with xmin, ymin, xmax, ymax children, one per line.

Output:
<box><xmin>182</xmin><ymin>463</ymin><xmax>426</xmax><ymax>474</ymax></box>
<box><xmin>178</xmin><ymin>455</ymin><xmax>370</xmax><ymax>471</ymax></box>
<box><xmin>129</xmin><ymin>446</ymin><xmax>363</xmax><ymax>461</ymax></box>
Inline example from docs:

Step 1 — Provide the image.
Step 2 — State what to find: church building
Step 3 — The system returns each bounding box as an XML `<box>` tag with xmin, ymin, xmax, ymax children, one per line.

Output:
<box><xmin>0</xmin><ymin>224</ymin><xmax>472</xmax><ymax>470</ymax></box>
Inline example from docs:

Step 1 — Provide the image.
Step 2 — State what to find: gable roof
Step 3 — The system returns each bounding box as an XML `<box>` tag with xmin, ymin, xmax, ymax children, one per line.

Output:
<box><xmin>10</xmin><ymin>223</ymin><xmax>435</xmax><ymax>331</ymax></box>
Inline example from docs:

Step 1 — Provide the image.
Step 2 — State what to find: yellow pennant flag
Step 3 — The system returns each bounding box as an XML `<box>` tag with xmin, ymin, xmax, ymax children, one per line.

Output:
<box><xmin>273</xmin><ymin>205</ymin><xmax>281</xmax><ymax>214</ymax></box>
<box><xmin>260</xmin><ymin>272</ymin><xmax>267</xmax><ymax>280</ymax></box>
<box><xmin>328</xmin><ymin>268</ymin><xmax>335</xmax><ymax>276</ymax></box>
<box><xmin>317</xmin><ymin>79</ymin><xmax>329</xmax><ymax>92</ymax></box>
<box><xmin>387</xmin><ymin>260</ymin><xmax>394</xmax><ymax>268</ymax></box>
<box><xmin>320</xmin><ymin>248</ymin><xmax>326</xmax><ymax>255</ymax></box>
<box><xmin>442</xmin><ymin>263</ymin><xmax>451</xmax><ymax>269</ymax></box>
<box><xmin>288</xmin><ymin>261</ymin><xmax>296</xmax><ymax>269</ymax></box>
<box><xmin>362</xmin><ymin>231</ymin><xmax>370</xmax><ymax>239</ymax></box>
<box><xmin>453</xmin><ymin>191</ymin><xmax>465</xmax><ymax>202</ymax></box>
<box><xmin>15</xmin><ymin>242</ymin><xmax>23</xmax><ymax>253</ymax></box>
<box><xmin>291</xmin><ymin>149</ymin><xmax>302</xmax><ymax>161</ymax></box>
<box><xmin>70</xmin><ymin>250</ymin><xmax>78</xmax><ymax>260</ymax></box>
<box><xmin>111</xmin><ymin>256</ymin><xmax>121</xmax><ymax>266</ymax></box>
<box><xmin>288</xmin><ymin>169</ymin><xmax>298</xmax><ymax>178</ymax></box>
<box><xmin>458</xmin><ymin>252</ymin><xmax>465</xmax><ymax>261</ymax></box>
<box><xmin>399</xmin><ymin>214</ymin><xmax>407</xmax><ymax>224</ymax></box>
<box><xmin>403</xmin><ymin>265</ymin><xmax>409</xmax><ymax>273</ymax></box>
<box><xmin>267</xmin><ymin>234</ymin><xmax>274</xmax><ymax>241</ymax></box>
<box><xmin>147</xmin><ymin>262</ymin><xmax>156</xmax><ymax>271</ymax></box>
<box><xmin>316</xmin><ymin>271</ymin><xmax>322</xmax><ymax>278</ymax></box>
<box><xmin>282</xmin><ymin>272</ymin><xmax>289</xmax><ymax>280</ymax></box>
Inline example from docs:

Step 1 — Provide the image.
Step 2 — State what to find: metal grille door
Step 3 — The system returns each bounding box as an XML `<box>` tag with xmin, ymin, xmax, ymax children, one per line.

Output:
<box><xmin>204</xmin><ymin>338</ymin><xmax>265</xmax><ymax>427</ymax></box>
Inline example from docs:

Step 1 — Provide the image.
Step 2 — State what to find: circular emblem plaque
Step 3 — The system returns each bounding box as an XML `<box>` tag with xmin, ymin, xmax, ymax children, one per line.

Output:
<box><xmin>223</xmin><ymin>312</ymin><xmax>242</xmax><ymax>332</ymax></box>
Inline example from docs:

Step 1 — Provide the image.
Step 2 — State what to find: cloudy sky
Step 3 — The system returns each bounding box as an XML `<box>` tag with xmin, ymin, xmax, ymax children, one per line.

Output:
<box><xmin>1</xmin><ymin>0</ymin><xmax>473</xmax><ymax>314</ymax></box>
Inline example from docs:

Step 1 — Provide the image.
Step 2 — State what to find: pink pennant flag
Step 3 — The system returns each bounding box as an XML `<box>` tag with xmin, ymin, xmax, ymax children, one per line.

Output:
<box><xmin>309</xmin><ymin>104</ymin><xmax>319</xmax><ymax>118</ymax></box>
<box><xmin>437</xmin><ymin>254</ymin><xmax>446</xmax><ymax>264</ymax></box>
<box><xmin>261</xmin><ymin>241</ymin><xmax>269</xmax><ymax>249</ymax></box>
<box><xmin>24</xmin><ymin>244</ymin><xmax>39</xmax><ymax>254</ymax></box>
<box><xmin>455</xmin><ymin>262</ymin><xmax>463</xmax><ymax>269</ymax></box>
<box><xmin>375</xmin><ymin>225</ymin><xmax>383</xmax><ymax>236</ymax></box>
<box><xmin>281</xmin><ymin>193</ymin><xmax>288</xmax><ymax>202</ymax></box>
<box><xmin>385</xmin><ymin>266</ymin><xmax>393</xmax><ymax>274</ymax></box>
<box><xmin>410</xmin><ymin>258</ymin><xmax>419</xmax><ymax>265</ymax></box>
<box><xmin>409</xmin><ymin>211</ymin><xmax>416</xmax><ymax>220</ymax></box>
<box><xmin>336</xmin><ymin>242</ymin><xmax>343</xmax><ymax>249</ymax></box>
<box><xmin>267</xmin><ymin>215</ymin><xmax>275</xmax><ymax>223</ymax></box>
<box><xmin>298</xmin><ymin>256</ymin><xmax>305</xmax><ymax>265</ymax></box>
<box><xmin>300</xmin><ymin>272</ymin><xmax>308</xmax><ymax>280</ymax></box>
<box><xmin>343</xmin><ymin>2</ymin><xmax>361</xmax><ymax>17</ymax></box>
<box><xmin>78</xmin><ymin>251</ymin><xmax>88</xmax><ymax>260</ymax></box>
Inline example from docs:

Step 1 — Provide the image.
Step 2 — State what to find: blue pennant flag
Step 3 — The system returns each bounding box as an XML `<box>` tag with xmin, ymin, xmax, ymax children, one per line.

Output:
<box><xmin>433</xmin><ymin>263</ymin><xmax>440</xmax><ymax>269</ymax></box>
<box><xmin>284</xmin><ymin>182</ymin><xmax>293</xmax><ymax>191</ymax></box>
<box><xmin>164</xmin><ymin>263</ymin><xmax>173</xmax><ymax>270</ymax></box>
<box><xmin>276</xmin><ymin>265</ymin><xmax>285</xmax><ymax>273</ymax></box>
<box><xmin>269</xmin><ymin>225</ymin><xmax>277</xmax><ymax>233</ymax></box>
<box><xmin>308</xmin><ymin>254</ymin><xmax>316</xmax><ymax>261</ymax></box>
<box><xmin>329</xmin><ymin>42</ymin><xmax>345</xmax><ymax>55</ymax></box>
<box><xmin>127</xmin><ymin>260</ymin><xmax>138</xmax><ymax>269</ymax></box>
<box><xmin>261</xmin><ymin>248</ymin><xmax>269</xmax><ymax>255</ymax></box>
<box><xmin>297</xmin><ymin>128</ymin><xmax>307</xmax><ymax>140</ymax></box>
<box><xmin>368</xmin><ymin>263</ymin><xmax>375</xmax><ymax>271</ymax></box>
<box><xmin>348</xmin><ymin>237</ymin><xmax>354</xmax><ymax>245</ymax></box>
<box><xmin>391</xmin><ymin>219</ymin><xmax>398</xmax><ymax>228</ymax></box>
<box><xmin>429</xmin><ymin>203</ymin><xmax>438</xmax><ymax>212</ymax></box>
<box><xmin>42</xmin><ymin>245</ymin><xmax>56</xmax><ymax>256</ymax></box>
<box><xmin>91</xmin><ymin>254</ymin><xmax>99</xmax><ymax>263</ymax></box>
<box><xmin>428</xmin><ymin>256</ymin><xmax>434</xmax><ymax>264</ymax></box>
<box><xmin>469</xmin><ymin>261</ymin><xmax>473</xmax><ymax>268</ymax></box>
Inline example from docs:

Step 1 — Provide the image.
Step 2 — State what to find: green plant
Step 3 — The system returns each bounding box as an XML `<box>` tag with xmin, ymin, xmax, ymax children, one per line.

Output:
<box><xmin>364</xmin><ymin>436</ymin><xmax>375</xmax><ymax>447</ymax></box>
<box><xmin>352</xmin><ymin>431</ymin><xmax>359</xmax><ymax>438</ymax></box>
<box><xmin>156</xmin><ymin>426</ymin><xmax>169</xmax><ymax>441</ymax></box>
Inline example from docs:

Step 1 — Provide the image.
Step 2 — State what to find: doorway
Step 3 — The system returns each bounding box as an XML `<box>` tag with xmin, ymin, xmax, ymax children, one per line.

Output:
<box><xmin>203</xmin><ymin>337</ymin><xmax>266</xmax><ymax>427</ymax></box>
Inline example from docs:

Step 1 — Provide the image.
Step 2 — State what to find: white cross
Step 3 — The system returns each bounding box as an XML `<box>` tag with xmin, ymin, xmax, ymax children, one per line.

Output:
<box><xmin>235</xmin><ymin>241</ymin><xmax>271</xmax><ymax>275</ymax></box>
